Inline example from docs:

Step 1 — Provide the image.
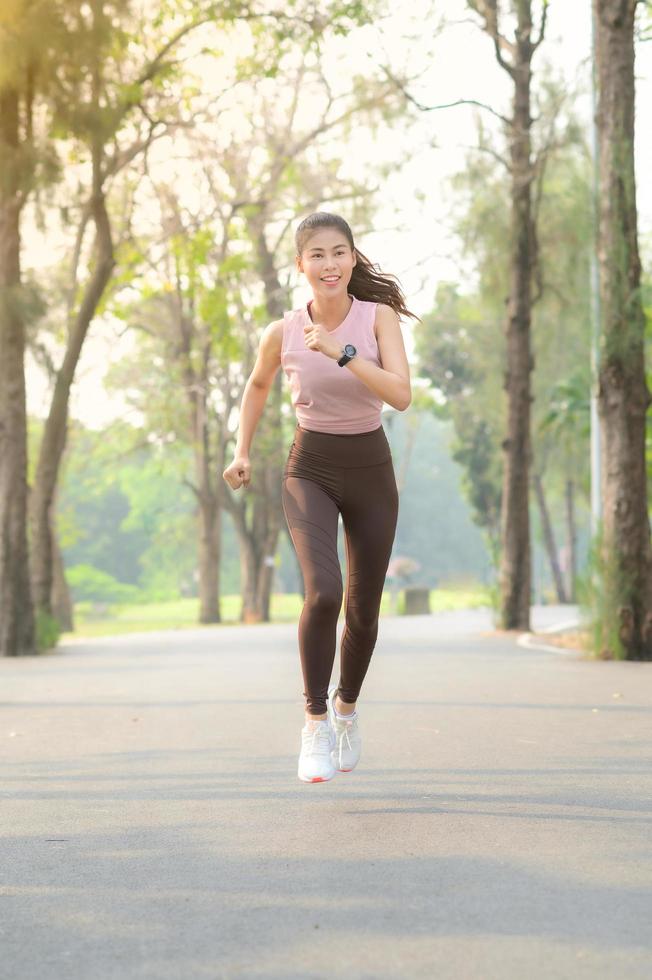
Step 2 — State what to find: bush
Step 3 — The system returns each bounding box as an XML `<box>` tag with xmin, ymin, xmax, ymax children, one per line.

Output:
<box><xmin>35</xmin><ymin>609</ymin><xmax>61</xmax><ymax>653</ymax></box>
<box><xmin>66</xmin><ymin>564</ymin><xmax>141</xmax><ymax>604</ymax></box>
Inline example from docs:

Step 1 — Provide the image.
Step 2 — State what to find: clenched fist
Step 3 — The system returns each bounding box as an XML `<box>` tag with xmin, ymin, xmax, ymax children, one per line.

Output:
<box><xmin>223</xmin><ymin>454</ymin><xmax>251</xmax><ymax>490</ymax></box>
<box><xmin>303</xmin><ymin>321</ymin><xmax>341</xmax><ymax>360</ymax></box>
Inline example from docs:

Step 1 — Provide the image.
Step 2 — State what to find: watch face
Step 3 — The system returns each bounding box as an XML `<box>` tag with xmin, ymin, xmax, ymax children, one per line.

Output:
<box><xmin>344</xmin><ymin>344</ymin><xmax>356</xmax><ymax>356</ymax></box>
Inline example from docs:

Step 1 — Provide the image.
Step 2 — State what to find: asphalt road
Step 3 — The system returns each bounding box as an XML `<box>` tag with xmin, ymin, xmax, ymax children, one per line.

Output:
<box><xmin>1</xmin><ymin>606</ymin><xmax>651</xmax><ymax>979</ymax></box>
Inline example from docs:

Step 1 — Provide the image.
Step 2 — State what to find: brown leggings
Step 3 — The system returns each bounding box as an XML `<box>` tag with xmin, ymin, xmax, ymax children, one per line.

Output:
<box><xmin>282</xmin><ymin>423</ymin><xmax>399</xmax><ymax>716</ymax></box>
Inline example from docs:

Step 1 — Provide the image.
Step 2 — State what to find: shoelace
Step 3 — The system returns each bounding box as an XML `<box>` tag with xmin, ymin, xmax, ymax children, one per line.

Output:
<box><xmin>334</xmin><ymin>716</ymin><xmax>357</xmax><ymax>754</ymax></box>
<box><xmin>302</xmin><ymin>724</ymin><xmax>332</xmax><ymax>757</ymax></box>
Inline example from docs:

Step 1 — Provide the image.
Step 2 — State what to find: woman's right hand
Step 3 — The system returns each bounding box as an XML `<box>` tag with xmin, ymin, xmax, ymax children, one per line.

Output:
<box><xmin>223</xmin><ymin>454</ymin><xmax>251</xmax><ymax>490</ymax></box>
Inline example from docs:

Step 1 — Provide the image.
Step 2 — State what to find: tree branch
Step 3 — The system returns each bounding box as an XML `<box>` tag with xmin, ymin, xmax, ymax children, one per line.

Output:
<box><xmin>533</xmin><ymin>0</ymin><xmax>549</xmax><ymax>51</ymax></box>
<box><xmin>467</xmin><ymin>0</ymin><xmax>517</xmax><ymax>78</ymax></box>
<box><xmin>378</xmin><ymin>64</ymin><xmax>512</xmax><ymax>126</ymax></box>
<box><xmin>462</xmin><ymin>141</ymin><xmax>511</xmax><ymax>170</ymax></box>
<box><xmin>182</xmin><ymin>476</ymin><xmax>200</xmax><ymax>501</ymax></box>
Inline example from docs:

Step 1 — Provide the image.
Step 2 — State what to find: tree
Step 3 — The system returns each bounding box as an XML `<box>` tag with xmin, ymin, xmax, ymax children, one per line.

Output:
<box><xmin>383</xmin><ymin>2</ymin><xmax>552</xmax><ymax>626</ymax></box>
<box><xmin>466</xmin><ymin>0</ymin><xmax>549</xmax><ymax>629</ymax></box>
<box><xmin>592</xmin><ymin>0</ymin><xmax>652</xmax><ymax>659</ymax></box>
<box><xmin>0</xmin><ymin>73</ymin><xmax>36</xmax><ymax>655</ymax></box>
<box><xmin>0</xmin><ymin>0</ymin><xmax>63</xmax><ymax>656</ymax></box>
<box><xmin>414</xmin><ymin>283</ymin><xmax>503</xmax><ymax>575</ymax></box>
<box><xmin>28</xmin><ymin>0</ymin><xmax>222</xmax><ymax>629</ymax></box>
<box><xmin>23</xmin><ymin>0</ymin><xmax>377</xmax><ymax>643</ymax></box>
<box><xmin>104</xmin><ymin>47</ymin><xmax>411</xmax><ymax>624</ymax></box>
<box><xmin>538</xmin><ymin>370</ymin><xmax>591</xmax><ymax>602</ymax></box>
<box><xmin>415</xmin><ymin>113</ymin><xmax>593</xmax><ymax>605</ymax></box>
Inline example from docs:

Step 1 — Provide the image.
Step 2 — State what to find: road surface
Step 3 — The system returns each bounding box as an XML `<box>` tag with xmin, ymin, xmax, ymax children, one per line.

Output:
<box><xmin>1</xmin><ymin>606</ymin><xmax>650</xmax><ymax>979</ymax></box>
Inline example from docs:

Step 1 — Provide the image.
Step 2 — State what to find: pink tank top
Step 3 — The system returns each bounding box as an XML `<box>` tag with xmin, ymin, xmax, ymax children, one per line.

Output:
<box><xmin>281</xmin><ymin>294</ymin><xmax>384</xmax><ymax>434</ymax></box>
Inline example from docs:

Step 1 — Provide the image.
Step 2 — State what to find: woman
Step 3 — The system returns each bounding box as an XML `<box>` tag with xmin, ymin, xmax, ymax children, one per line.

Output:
<box><xmin>223</xmin><ymin>211</ymin><xmax>418</xmax><ymax>783</ymax></box>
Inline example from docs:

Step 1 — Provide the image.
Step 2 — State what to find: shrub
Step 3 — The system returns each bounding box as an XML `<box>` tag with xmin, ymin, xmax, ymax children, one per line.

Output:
<box><xmin>66</xmin><ymin>564</ymin><xmax>141</xmax><ymax>604</ymax></box>
<box><xmin>35</xmin><ymin>609</ymin><xmax>61</xmax><ymax>653</ymax></box>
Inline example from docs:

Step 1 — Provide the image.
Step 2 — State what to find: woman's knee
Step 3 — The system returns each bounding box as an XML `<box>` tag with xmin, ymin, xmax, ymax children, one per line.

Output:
<box><xmin>346</xmin><ymin>605</ymin><xmax>379</xmax><ymax>635</ymax></box>
<box><xmin>305</xmin><ymin>584</ymin><xmax>343</xmax><ymax>616</ymax></box>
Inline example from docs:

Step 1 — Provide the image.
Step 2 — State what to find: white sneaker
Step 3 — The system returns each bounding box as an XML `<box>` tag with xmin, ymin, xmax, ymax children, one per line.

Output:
<box><xmin>297</xmin><ymin>718</ymin><xmax>336</xmax><ymax>783</ymax></box>
<box><xmin>327</xmin><ymin>684</ymin><xmax>362</xmax><ymax>772</ymax></box>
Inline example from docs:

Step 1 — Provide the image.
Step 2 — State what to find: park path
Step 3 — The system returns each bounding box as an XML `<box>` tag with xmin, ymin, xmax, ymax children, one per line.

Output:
<box><xmin>1</xmin><ymin>607</ymin><xmax>651</xmax><ymax>980</ymax></box>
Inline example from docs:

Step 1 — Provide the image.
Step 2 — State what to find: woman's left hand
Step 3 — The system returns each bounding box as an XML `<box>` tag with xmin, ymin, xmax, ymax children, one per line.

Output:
<box><xmin>303</xmin><ymin>321</ymin><xmax>340</xmax><ymax>360</ymax></box>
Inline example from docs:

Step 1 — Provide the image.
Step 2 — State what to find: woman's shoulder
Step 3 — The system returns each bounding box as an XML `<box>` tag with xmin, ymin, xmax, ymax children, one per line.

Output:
<box><xmin>369</xmin><ymin>300</ymin><xmax>395</xmax><ymax>315</ymax></box>
<box><xmin>355</xmin><ymin>297</ymin><xmax>396</xmax><ymax>318</ymax></box>
<box><xmin>268</xmin><ymin>308</ymin><xmax>300</xmax><ymax>333</ymax></box>
<box><xmin>280</xmin><ymin>305</ymin><xmax>306</xmax><ymax>322</ymax></box>
<box><xmin>371</xmin><ymin>302</ymin><xmax>400</xmax><ymax>326</ymax></box>
<box><xmin>360</xmin><ymin>299</ymin><xmax>392</xmax><ymax>340</ymax></box>
<box><xmin>272</xmin><ymin>307</ymin><xmax>304</xmax><ymax>355</ymax></box>
<box><xmin>258</xmin><ymin>319</ymin><xmax>284</xmax><ymax>355</ymax></box>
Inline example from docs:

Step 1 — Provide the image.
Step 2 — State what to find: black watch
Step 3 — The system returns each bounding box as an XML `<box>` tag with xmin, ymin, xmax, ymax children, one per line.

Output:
<box><xmin>338</xmin><ymin>343</ymin><xmax>357</xmax><ymax>367</ymax></box>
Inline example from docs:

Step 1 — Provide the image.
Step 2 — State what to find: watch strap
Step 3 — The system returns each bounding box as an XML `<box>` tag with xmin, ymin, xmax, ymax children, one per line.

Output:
<box><xmin>337</xmin><ymin>345</ymin><xmax>356</xmax><ymax>367</ymax></box>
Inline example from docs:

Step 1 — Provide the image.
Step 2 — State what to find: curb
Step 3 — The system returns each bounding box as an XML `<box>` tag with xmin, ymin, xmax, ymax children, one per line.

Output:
<box><xmin>517</xmin><ymin>618</ymin><xmax>587</xmax><ymax>657</ymax></box>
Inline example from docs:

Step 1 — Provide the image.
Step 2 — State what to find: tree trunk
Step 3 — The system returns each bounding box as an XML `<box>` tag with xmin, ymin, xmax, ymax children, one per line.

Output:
<box><xmin>237</xmin><ymin>536</ymin><xmax>279</xmax><ymax>623</ymax></box>
<box><xmin>594</xmin><ymin>0</ymin><xmax>652</xmax><ymax>659</ymax></box>
<box><xmin>244</xmin><ymin>368</ymin><xmax>284</xmax><ymax>621</ymax></box>
<box><xmin>239</xmin><ymin>535</ymin><xmax>258</xmax><ymax>623</ymax></box>
<box><xmin>532</xmin><ymin>471</ymin><xmax>568</xmax><ymax>603</ymax></box>
<box><xmin>51</xmin><ymin>523</ymin><xmax>74</xmax><ymax>632</ymax></box>
<box><xmin>238</xmin><ymin>527</ymin><xmax>279</xmax><ymax>623</ymax></box>
<box><xmin>197</xmin><ymin>478</ymin><xmax>220</xmax><ymax>624</ymax></box>
<box><xmin>195</xmin><ymin>358</ymin><xmax>219</xmax><ymax>623</ymax></box>
<box><xmin>233</xmin><ymin>376</ymin><xmax>285</xmax><ymax>625</ymax></box>
<box><xmin>498</xmin><ymin>5</ymin><xmax>536</xmax><ymax>631</ymax></box>
<box><xmin>226</xmin><ymin>220</ymin><xmax>288</xmax><ymax>624</ymax></box>
<box><xmin>0</xmin><ymin>86</ymin><xmax>36</xmax><ymax>657</ymax></box>
<box><xmin>256</xmin><ymin>542</ymin><xmax>278</xmax><ymax>620</ymax></box>
<box><xmin>565</xmin><ymin>478</ymin><xmax>577</xmax><ymax>602</ymax></box>
<box><xmin>29</xmin><ymin>144</ymin><xmax>114</xmax><ymax>619</ymax></box>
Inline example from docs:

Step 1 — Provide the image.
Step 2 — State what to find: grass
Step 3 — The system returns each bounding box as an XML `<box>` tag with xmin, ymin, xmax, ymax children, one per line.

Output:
<box><xmin>60</xmin><ymin>586</ymin><xmax>492</xmax><ymax>640</ymax></box>
<box><xmin>535</xmin><ymin>628</ymin><xmax>592</xmax><ymax>655</ymax></box>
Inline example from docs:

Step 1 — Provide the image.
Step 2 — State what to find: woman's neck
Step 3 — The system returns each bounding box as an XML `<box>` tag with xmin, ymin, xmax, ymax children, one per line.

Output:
<box><xmin>308</xmin><ymin>292</ymin><xmax>353</xmax><ymax>328</ymax></box>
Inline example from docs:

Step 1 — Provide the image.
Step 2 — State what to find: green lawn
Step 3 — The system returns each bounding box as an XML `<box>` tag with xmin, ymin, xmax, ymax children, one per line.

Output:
<box><xmin>60</xmin><ymin>587</ymin><xmax>491</xmax><ymax>640</ymax></box>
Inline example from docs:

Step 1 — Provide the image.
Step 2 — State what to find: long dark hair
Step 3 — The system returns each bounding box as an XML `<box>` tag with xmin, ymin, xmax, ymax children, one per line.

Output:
<box><xmin>295</xmin><ymin>211</ymin><xmax>421</xmax><ymax>322</ymax></box>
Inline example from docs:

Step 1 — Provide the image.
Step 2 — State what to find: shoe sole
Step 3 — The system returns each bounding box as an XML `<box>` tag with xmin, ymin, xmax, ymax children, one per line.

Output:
<box><xmin>332</xmin><ymin>759</ymin><xmax>356</xmax><ymax>771</ymax></box>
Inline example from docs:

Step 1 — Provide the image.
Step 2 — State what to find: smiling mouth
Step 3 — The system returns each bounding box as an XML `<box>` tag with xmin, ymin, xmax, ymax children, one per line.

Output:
<box><xmin>321</xmin><ymin>276</ymin><xmax>340</xmax><ymax>282</ymax></box>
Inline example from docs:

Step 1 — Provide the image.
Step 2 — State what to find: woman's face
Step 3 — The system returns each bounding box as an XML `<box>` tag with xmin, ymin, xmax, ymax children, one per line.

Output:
<box><xmin>296</xmin><ymin>227</ymin><xmax>356</xmax><ymax>300</ymax></box>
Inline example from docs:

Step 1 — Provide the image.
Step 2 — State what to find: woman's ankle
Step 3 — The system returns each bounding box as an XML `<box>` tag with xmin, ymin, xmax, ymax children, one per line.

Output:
<box><xmin>305</xmin><ymin>712</ymin><xmax>327</xmax><ymax>724</ymax></box>
<box><xmin>335</xmin><ymin>695</ymin><xmax>356</xmax><ymax>716</ymax></box>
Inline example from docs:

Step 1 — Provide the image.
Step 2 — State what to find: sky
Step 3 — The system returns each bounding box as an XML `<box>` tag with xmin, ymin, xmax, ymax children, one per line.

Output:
<box><xmin>24</xmin><ymin>0</ymin><xmax>652</xmax><ymax>428</ymax></box>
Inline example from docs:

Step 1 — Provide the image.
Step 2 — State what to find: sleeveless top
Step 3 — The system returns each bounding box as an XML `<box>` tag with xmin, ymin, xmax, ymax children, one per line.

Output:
<box><xmin>280</xmin><ymin>294</ymin><xmax>384</xmax><ymax>434</ymax></box>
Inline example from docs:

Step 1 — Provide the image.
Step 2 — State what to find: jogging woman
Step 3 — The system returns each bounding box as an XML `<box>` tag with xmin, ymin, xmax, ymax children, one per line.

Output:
<box><xmin>223</xmin><ymin>211</ymin><xmax>417</xmax><ymax>783</ymax></box>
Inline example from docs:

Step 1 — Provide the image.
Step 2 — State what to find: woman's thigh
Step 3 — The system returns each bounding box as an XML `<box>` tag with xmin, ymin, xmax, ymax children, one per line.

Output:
<box><xmin>340</xmin><ymin>461</ymin><xmax>399</xmax><ymax>615</ymax></box>
<box><xmin>281</xmin><ymin>476</ymin><xmax>343</xmax><ymax>600</ymax></box>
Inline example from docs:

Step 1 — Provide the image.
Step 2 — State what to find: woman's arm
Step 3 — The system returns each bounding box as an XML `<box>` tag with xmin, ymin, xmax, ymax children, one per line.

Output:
<box><xmin>304</xmin><ymin>303</ymin><xmax>412</xmax><ymax>410</ymax></box>
<box><xmin>345</xmin><ymin>304</ymin><xmax>411</xmax><ymax>410</ymax></box>
<box><xmin>223</xmin><ymin>320</ymin><xmax>282</xmax><ymax>489</ymax></box>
